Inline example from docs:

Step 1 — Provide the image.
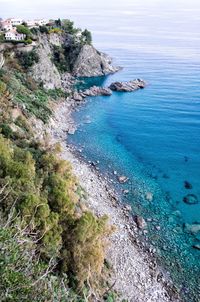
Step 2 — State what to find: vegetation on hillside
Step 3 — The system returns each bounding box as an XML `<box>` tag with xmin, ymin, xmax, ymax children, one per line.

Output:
<box><xmin>0</xmin><ymin>37</ymin><xmax>118</xmax><ymax>301</ymax></box>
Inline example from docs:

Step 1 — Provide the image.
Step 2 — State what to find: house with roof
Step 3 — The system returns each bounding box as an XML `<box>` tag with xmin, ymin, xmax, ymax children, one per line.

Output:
<box><xmin>9</xmin><ymin>18</ymin><xmax>23</xmax><ymax>26</ymax></box>
<box><xmin>0</xmin><ymin>20</ymin><xmax>13</xmax><ymax>31</ymax></box>
<box><xmin>5</xmin><ymin>29</ymin><xmax>26</xmax><ymax>41</ymax></box>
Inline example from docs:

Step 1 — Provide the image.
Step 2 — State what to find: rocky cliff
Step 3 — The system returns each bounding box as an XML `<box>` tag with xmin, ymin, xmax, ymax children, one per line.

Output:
<box><xmin>25</xmin><ymin>32</ymin><xmax>118</xmax><ymax>89</ymax></box>
<box><xmin>72</xmin><ymin>44</ymin><xmax>119</xmax><ymax>77</ymax></box>
<box><xmin>31</xmin><ymin>34</ymin><xmax>62</xmax><ymax>89</ymax></box>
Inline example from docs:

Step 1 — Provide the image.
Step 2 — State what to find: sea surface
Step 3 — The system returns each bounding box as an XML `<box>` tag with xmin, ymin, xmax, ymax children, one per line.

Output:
<box><xmin>65</xmin><ymin>3</ymin><xmax>200</xmax><ymax>301</ymax></box>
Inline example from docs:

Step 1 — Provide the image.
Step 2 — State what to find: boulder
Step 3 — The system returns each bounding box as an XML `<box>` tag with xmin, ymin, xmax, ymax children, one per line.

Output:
<box><xmin>118</xmin><ymin>175</ymin><xmax>129</xmax><ymax>184</ymax></box>
<box><xmin>193</xmin><ymin>244</ymin><xmax>200</xmax><ymax>251</ymax></box>
<box><xmin>145</xmin><ymin>192</ymin><xmax>153</xmax><ymax>202</ymax></box>
<box><xmin>123</xmin><ymin>189</ymin><xmax>129</xmax><ymax>195</ymax></box>
<box><xmin>183</xmin><ymin>194</ymin><xmax>198</xmax><ymax>205</ymax></box>
<box><xmin>184</xmin><ymin>223</ymin><xmax>200</xmax><ymax>234</ymax></box>
<box><xmin>67</xmin><ymin>126</ymin><xmax>76</xmax><ymax>135</ymax></box>
<box><xmin>184</xmin><ymin>181</ymin><xmax>193</xmax><ymax>189</ymax></box>
<box><xmin>73</xmin><ymin>92</ymin><xmax>83</xmax><ymax>102</ymax></box>
<box><xmin>135</xmin><ymin>215</ymin><xmax>147</xmax><ymax>229</ymax></box>
<box><xmin>109</xmin><ymin>79</ymin><xmax>146</xmax><ymax>92</ymax></box>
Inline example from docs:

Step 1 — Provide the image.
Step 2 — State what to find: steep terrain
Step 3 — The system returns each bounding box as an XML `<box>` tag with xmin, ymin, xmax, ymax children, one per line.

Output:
<box><xmin>0</xmin><ymin>28</ymin><xmax>119</xmax><ymax>302</ymax></box>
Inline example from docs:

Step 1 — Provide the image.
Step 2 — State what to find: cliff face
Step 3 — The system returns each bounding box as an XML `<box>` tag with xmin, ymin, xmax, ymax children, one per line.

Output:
<box><xmin>31</xmin><ymin>34</ymin><xmax>62</xmax><ymax>90</ymax></box>
<box><xmin>71</xmin><ymin>44</ymin><xmax>119</xmax><ymax>77</ymax></box>
<box><xmin>30</xmin><ymin>33</ymin><xmax>118</xmax><ymax>89</ymax></box>
<box><xmin>0</xmin><ymin>32</ymin><xmax>118</xmax><ymax>90</ymax></box>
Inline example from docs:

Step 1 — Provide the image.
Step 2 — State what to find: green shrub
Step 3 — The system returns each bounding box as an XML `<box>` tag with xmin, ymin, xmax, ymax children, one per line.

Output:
<box><xmin>39</xmin><ymin>26</ymin><xmax>49</xmax><ymax>34</ymax></box>
<box><xmin>0</xmin><ymin>123</ymin><xmax>15</xmax><ymax>139</ymax></box>
<box><xmin>0</xmin><ymin>134</ymin><xmax>112</xmax><ymax>294</ymax></box>
<box><xmin>52</xmin><ymin>45</ymin><xmax>70</xmax><ymax>72</ymax></box>
<box><xmin>17</xmin><ymin>50</ymin><xmax>39</xmax><ymax>69</ymax></box>
<box><xmin>0</xmin><ymin>224</ymin><xmax>85</xmax><ymax>302</ymax></box>
<box><xmin>82</xmin><ymin>29</ymin><xmax>92</xmax><ymax>44</ymax></box>
<box><xmin>25</xmin><ymin>38</ymin><xmax>32</xmax><ymax>44</ymax></box>
<box><xmin>16</xmin><ymin>24</ymin><xmax>31</xmax><ymax>37</ymax></box>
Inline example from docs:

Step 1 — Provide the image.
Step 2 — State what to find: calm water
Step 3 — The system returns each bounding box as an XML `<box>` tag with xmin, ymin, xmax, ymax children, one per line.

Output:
<box><xmin>66</xmin><ymin>3</ymin><xmax>200</xmax><ymax>301</ymax></box>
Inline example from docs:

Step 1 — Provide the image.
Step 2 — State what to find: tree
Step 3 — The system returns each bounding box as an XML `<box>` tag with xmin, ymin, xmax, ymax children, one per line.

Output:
<box><xmin>82</xmin><ymin>29</ymin><xmax>92</xmax><ymax>44</ymax></box>
<box><xmin>17</xmin><ymin>50</ymin><xmax>39</xmax><ymax>69</ymax></box>
<box><xmin>61</xmin><ymin>19</ymin><xmax>74</xmax><ymax>34</ymax></box>
<box><xmin>55</xmin><ymin>18</ymin><xmax>62</xmax><ymax>28</ymax></box>
<box><xmin>39</xmin><ymin>26</ymin><xmax>49</xmax><ymax>34</ymax></box>
<box><xmin>16</xmin><ymin>25</ymin><xmax>31</xmax><ymax>37</ymax></box>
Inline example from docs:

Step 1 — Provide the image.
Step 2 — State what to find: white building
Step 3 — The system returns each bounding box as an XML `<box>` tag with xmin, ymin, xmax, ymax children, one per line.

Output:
<box><xmin>34</xmin><ymin>19</ymin><xmax>48</xmax><ymax>26</ymax></box>
<box><xmin>10</xmin><ymin>18</ymin><xmax>23</xmax><ymax>26</ymax></box>
<box><xmin>26</xmin><ymin>20</ymin><xmax>36</xmax><ymax>27</ymax></box>
<box><xmin>0</xmin><ymin>20</ymin><xmax>13</xmax><ymax>31</ymax></box>
<box><xmin>5</xmin><ymin>29</ymin><xmax>26</xmax><ymax>41</ymax></box>
<box><xmin>26</xmin><ymin>18</ymin><xmax>49</xmax><ymax>28</ymax></box>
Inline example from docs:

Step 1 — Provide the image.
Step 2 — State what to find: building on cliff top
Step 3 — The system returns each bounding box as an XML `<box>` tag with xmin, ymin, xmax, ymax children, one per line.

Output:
<box><xmin>5</xmin><ymin>28</ymin><xmax>26</xmax><ymax>41</ymax></box>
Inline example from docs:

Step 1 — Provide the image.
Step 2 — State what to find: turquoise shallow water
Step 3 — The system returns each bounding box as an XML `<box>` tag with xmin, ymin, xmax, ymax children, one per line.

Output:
<box><xmin>66</xmin><ymin>3</ymin><xmax>200</xmax><ymax>301</ymax></box>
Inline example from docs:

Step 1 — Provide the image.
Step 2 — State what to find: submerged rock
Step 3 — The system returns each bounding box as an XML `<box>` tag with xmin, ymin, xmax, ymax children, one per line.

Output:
<box><xmin>118</xmin><ymin>175</ymin><xmax>129</xmax><ymax>184</ymax></box>
<box><xmin>193</xmin><ymin>244</ymin><xmax>200</xmax><ymax>251</ymax></box>
<box><xmin>183</xmin><ymin>194</ymin><xmax>198</xmax><ymax>205</ymax></box>
<box><xmin>109</xmin><ymin>79</ymin><xmax>146</xmax><ymax>92</ymax></box>
<box><xmin>184</xmin><ymin>181</ymin><xmax>193</xmax><ymax>189</ymax></box>
<box><xmin>145</xmin><ymin>192</ymin><xmax>153</xmax><ymax>202</ymax></box>
<box><xmin>184</xmin><ymin>223</ymin><xmax>200</xmax><ymax>234</ymax></box>
<box><xmin>123</xmin><ymin>189</ymin><xmax>129</xmax><ymax>195</ymax></box>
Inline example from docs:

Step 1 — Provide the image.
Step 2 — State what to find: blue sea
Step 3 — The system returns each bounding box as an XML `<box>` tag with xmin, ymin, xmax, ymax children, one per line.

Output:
<box><xmin>65</xmin><ymin>3</ymin><xmax>200</xmax><ymax>301</ymax></box>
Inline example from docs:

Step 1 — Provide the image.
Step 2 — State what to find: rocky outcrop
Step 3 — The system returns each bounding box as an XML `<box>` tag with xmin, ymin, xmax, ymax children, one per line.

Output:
<box><xmin>61</xmin><ymin>72</ymin><xmax>75</xmax><ymax>92</ymax></box>
<box><xmin>72</xmin><ymin>44</ymin><xmax>119</xmax><ymax>77</ymax></box>
<box><xmin>109</xmin><ymin>79</ymin><xmax>146</xmax><ymax>92</ymax></box>
<box><xmin>80</xmin><ymin>86</ymin><xmax>112</xmax><ymax>97</ymax></box>
<box><xmin>70</xmin><ymin>78</ymin><xmax>147</xmax><ymax>102</ymax></box>
<box><xmin>31</xmin><ymin>34</ymin><xmax>62</xmax><ymax>90</ymax></box>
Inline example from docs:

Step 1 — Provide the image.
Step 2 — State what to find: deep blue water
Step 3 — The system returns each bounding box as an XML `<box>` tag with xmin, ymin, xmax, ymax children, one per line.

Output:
<box><xmin>65</xmin><ymin>3</ymin><xmax>200</xmax><ymax>301</ymax></box>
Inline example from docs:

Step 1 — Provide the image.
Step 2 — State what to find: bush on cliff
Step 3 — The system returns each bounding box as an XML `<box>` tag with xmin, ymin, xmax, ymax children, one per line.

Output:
<box><xmin>0</xmin><ymin>134</ymin><xmax>111</xmax><ymax>294</ymax></box>
<box><xmin>82</xmin><ymin>29</ymin><xmax>92</xmax><ymax>45</ymax></box>
<box><xmin>16</xmin><ymin>24</ymin><xmax>32</xmax><ymax>37</ymax></box>
<box><xmin>17</xmin><ymin>50</ymin><xmax>39</xmax><ymax>69</ymax></box>
<box><xmin>0</xmin><ymin>222</ymin><xmax>85</xmax><ymax>302</ymax></box>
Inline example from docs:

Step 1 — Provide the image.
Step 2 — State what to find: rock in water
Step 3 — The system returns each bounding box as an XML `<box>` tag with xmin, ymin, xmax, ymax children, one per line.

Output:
<box><xmin>109</xmin><ymin>79</ymin><xmax>146</xmax><ymax>92</ymax></box>
<box><xmin>184</xmin><ymin>223</ymin><xmax>200</xmax><ymax>234</ymax></box>
<box><xmin>82</xmin><ymin>86</ymin><xmax>112</xmax><ymax>97</ymax></box>
<box><xmin>135</xmin><ymin>216</ymin><xmax>147</xmax><ymax>229</ymax></box>
<box><xmin>183</xmin><ymin>194</ymin><xmax>198</xmax><ymax>205</ymax></box>
<box><xmin>193</xmin><ymin>244</ymin><xmax>200</xmax><ymax>251</ymax></box>
<box><xmin>145</xmin><ymin>192</ymin><xmax>153</xmax><ymax>202</ymax></box>
<box><xmin>72</xmin><ymin>91</ymin><xmax>83</xmax><ymax>102</ymax></box>
<box><xmin>118</xmin><ymin>175</ymin><xmax>129</xmax><ymax>184</ymax></box>
<box><xmin>184</xmin><ymin>181</ymin><xmax>193</xmax><ymax>189</ymax></box>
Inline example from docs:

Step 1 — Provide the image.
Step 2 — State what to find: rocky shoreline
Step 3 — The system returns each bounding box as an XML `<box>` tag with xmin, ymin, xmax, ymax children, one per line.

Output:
<box><xmin>70</xmin><ymin>78</ymin><xmax>146</xmax><ymax>104</ymax></box>
<box><xmin>45</xmin><ymin>96</ymin><xmax>181</xmax><ymax>302</ymax></box>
